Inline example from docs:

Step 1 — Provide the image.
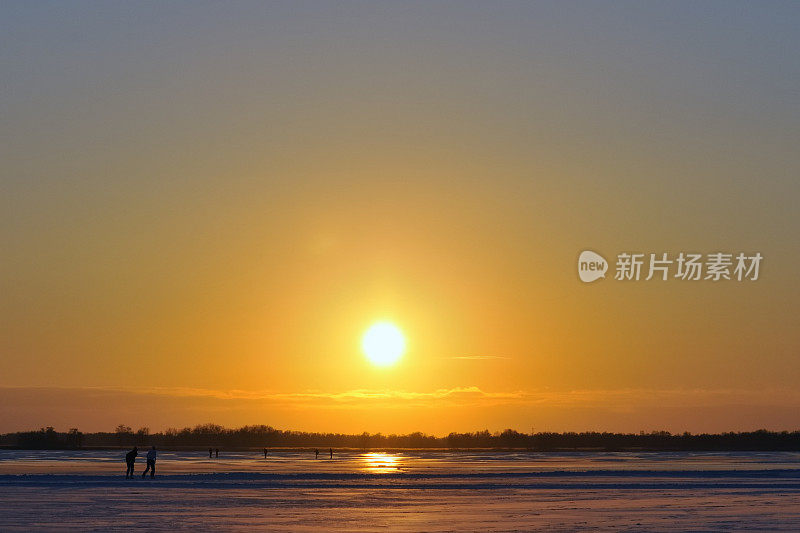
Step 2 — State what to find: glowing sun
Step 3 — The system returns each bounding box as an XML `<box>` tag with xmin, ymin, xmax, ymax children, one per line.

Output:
<box><xmin>362</xmin><ymin>321</ymin><xmax>405</xmax><ymax>367</ymax></box>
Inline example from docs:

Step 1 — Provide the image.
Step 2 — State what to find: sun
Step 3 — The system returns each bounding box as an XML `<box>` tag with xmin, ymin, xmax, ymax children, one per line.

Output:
<box><xmin>362</xmin><ymin>321</ymin><xmax>406</xmax><ymax>367</ymax></box>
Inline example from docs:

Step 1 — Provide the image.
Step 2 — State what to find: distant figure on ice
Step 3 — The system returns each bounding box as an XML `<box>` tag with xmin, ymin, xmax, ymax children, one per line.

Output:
<box><xmin>125</xmin><ymin>446</ymin><xmax>138</xmax><ymax>479</ymax></box>
<box><xmin>329</xmin><ymin>448</ymin><xmax>333</xmax><ymax>459</ymax></box>
<box><xmin>142</xmin><ymin>446</ymin><xmax>157</xmax><ymax>478</ymax></box>
<box><xmin>142</xmin><ymin>446</ymin><xmax>157</xmax><ymax>479</ymax></box>
<box><xmin>209</xmin><ymin>448</ymin><xmax>213</xmax><ymax>458</ymax></box>
<box><xmin>315</xmin><ymin>448</ymin><xmax>319</xmax><ymax>459</ymax></box>
<box><xmin>263</xmin><ymin>448</ymin><xmax>268</xmax><ymax>459</ymax></box>
<box><xmin>215</xmin><ymin>448</ymin><xmax>219</xmax><ymax>458</ymax></box>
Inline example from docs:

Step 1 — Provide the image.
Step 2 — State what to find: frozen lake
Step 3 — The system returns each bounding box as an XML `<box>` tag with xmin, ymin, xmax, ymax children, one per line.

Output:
<box><xmin>1</xmin><ymin>450</ymin><xmax>799</xmax><ymax>530</ymax></box>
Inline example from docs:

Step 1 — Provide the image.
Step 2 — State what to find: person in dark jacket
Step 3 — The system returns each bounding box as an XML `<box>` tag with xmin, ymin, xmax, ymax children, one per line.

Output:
<box><xmin>125</xmin><ymin>446</ymin><xmax>138</xmax><ymax>479</ymax></box>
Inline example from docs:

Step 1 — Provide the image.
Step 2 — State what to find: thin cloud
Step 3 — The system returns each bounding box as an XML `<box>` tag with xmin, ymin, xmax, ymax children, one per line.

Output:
<box><xmin>449</xmin><ymin>356</ymin><xmax>511</xmax><ymax>361</ymax></box>
<box><xmin>134</xmin><ymin>385</ymin><xmax>527</xmax><ymax>406</ymax></box>
<box><xmin>2</xmin><ymin>386</ymin><xmax>800</xmax><ymax>411</ymax></box>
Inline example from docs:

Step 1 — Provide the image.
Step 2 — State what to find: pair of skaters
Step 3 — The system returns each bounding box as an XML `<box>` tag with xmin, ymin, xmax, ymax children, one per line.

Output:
<box><xmin>125</xmin><ymin>446</ymin><xmax>157</xmax><ymax>479</ymax></box>
<box><xmin>315</xmin><ymin>448</ymin><xmax>333</xmax><ymax>459</ymax></box>
<box><xmin>260</xmin><ymin>448</ymin><xmax>334</xmax><ymax>459</ymax></box>
<box><xmin>208</xmin><ymin>448</ymin><xmax>219</xmax><ymax>458</ymax></box>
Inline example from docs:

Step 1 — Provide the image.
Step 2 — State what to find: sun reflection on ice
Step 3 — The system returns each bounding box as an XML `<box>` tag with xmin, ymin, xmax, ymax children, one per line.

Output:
<box><xmin>359</xmin><ymin>452</ymin><xmax>403</xmax><ymax>474</ymax></box>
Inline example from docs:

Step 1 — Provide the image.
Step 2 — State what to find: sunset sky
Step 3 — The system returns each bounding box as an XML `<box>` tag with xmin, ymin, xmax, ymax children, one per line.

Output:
<box><xmin>2</xmin><ymin>1</ymin><xmax>799</xmax><ymax>434</ymax></box>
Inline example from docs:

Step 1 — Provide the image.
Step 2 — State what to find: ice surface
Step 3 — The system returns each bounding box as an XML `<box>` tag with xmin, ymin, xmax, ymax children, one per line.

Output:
<box><xmin>1</xmin><ymin>450</ymin><xmax>799</xmax><ymax>531</ymax></box>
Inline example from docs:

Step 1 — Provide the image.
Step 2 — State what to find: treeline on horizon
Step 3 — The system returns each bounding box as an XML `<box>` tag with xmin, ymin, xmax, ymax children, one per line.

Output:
<box><xmin>2</xmin><ymin>424</ymin><xmax>800</xmax><ymax>451</ymax></box>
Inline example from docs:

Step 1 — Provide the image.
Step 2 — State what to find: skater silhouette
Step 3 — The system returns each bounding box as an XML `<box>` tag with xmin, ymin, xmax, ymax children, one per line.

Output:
<box><xmin>142</xmin><ymin>446</ymin><xmax>157</xmax><ymax>478</ymax></box>
<box><xmin>125</xmin><ymin>446</ymin><xmax>138</xmax><ymax>479</ymax></box>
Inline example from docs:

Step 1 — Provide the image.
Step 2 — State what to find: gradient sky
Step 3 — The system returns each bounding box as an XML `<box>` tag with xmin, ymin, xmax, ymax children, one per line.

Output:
<box><xmin>2</xmin><ymin>1</ymin><xmax>799</xmax><ymax>434</ymax></box>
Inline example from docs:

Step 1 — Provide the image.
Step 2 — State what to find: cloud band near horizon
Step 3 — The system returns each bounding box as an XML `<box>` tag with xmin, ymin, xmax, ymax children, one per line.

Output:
<box><xmin>1</xmin><ymin>385</ymin><xmax>798</xmax><ymax>435</ymax></box>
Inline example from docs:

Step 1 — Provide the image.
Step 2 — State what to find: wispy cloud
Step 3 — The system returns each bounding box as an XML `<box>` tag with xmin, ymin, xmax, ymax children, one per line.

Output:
<box><xmin>3</xmin><ymin>386</ymin><xmax>800</xmax><ymax>433</ymax></box>
<box><xmin>119</xmin><ymin>385</ymin><xmax>528</xmax><ymax>408</ymax></box>
<box><xmin>4</xmin><ymin>385</ymin><xmax>800</xmax><ymax>411</ymax></box>
<box><xmin>449</xmin><ymin>356</ymin><xmax>511</xmax><ymax>361</ymax></box>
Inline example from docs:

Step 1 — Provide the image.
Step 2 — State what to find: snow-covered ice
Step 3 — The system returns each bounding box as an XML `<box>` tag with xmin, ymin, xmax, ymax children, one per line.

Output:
<box><xmin>1</xmin><ymin>450</ymin><xmax>799</xmax><ymax>531</ymax></box>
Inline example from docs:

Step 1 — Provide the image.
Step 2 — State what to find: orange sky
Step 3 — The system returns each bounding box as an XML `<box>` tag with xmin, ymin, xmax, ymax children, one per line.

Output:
<box><xmin>1</xmin><ymin>3</ymin><xmax>798</xmax><ymax>434</ymax></box>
